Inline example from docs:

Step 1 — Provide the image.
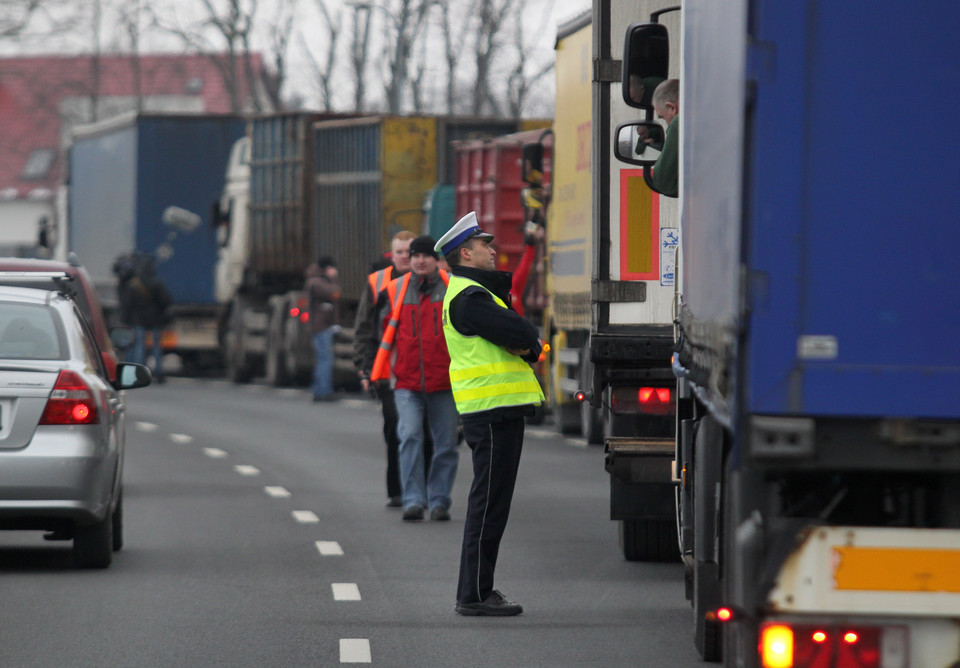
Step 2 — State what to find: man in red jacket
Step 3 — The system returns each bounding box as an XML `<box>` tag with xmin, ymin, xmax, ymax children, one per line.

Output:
<box><xmin>372</xmin><ymin>235</ymin><xmax>459</xmax><ymax>521</ymax></box>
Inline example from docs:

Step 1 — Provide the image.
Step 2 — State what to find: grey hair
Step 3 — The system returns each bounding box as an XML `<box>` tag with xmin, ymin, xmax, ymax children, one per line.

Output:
<box><xmin>652</xmin><ymin>78</ymin><xmax>679</xmax><ymax>111</ymax></box>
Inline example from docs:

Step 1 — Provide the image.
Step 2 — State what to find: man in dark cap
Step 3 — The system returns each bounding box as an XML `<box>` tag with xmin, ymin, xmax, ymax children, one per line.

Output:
<box><xmin>437</xmin><ymin>212</ymin><xmax>544</xmax><ymax>616</ymax></box>
<box><xmin>370</xmin><ymin>235</ymin><xmax>458</xmax><ymax>522</ymax></box>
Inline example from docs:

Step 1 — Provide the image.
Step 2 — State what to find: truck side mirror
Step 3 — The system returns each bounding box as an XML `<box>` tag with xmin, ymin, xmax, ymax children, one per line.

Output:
<box><xmin>622</xmin><ymin>22</ymin><xmax>669</xmax><ymax>109</ymax></box>
<box><xmin>614</xmin><ymin>122</ymin><xmax>665</xmax><ymax>166</ymax></box>
<box><xmin>522</xmin><ymin>143</ymin><xmax>544</xmax><ymax>185</ymax></box>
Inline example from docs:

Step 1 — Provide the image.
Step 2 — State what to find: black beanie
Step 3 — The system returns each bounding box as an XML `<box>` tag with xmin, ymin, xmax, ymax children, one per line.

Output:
<box><xmin>409</xmin><ymin>235</ymin><xmax>438</xmax><ymax>258</ymax></box>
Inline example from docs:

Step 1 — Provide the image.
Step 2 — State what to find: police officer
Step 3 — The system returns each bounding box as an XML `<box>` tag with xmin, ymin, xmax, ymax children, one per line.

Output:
<box><xmin>437</xmin><ymin>212</ymin><xmax>544</xmax><ymax>616</ymax></box>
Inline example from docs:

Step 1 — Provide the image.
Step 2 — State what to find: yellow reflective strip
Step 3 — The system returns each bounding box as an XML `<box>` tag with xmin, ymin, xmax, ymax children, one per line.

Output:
<box><xmin>453</xmin><ymin>381</ymin><xmax>543</xmax><ymax>403</ymax></box>
<box><xmin>448</xmin><ymin>360</ymin><xmax>531</xmax><ymax>383</ymax></box>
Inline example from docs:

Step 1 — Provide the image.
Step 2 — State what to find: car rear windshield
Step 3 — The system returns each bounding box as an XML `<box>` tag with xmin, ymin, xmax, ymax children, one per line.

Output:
<box><xmin>0</xmin><ymin>304</ymin><xmax>65</xmax><ymax>360</ymax></box>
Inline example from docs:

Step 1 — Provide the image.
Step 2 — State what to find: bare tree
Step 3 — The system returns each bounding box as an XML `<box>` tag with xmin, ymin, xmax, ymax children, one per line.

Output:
<box><xmin>263</xmin><ymin>0</ymin><xmax>298</xmax><ymax>109</ymax></box>
<box><xmin>115</xmin><ymin>0</ymin><xmax>143</xmax><ymax>112</ymax></box>
<box><xmin>437</xmin><ymin>0</ymin><xmax>476</xmax><ymax>114</ymax></box>
<box><xmin>379</xmin><ymin>0</ymin><xmax>434</xmax><ymax>114</ymax></box>
<box><xmin>506</xmin><ymin>0</ymin><xmax>555</xmax><ymax>117</ymax></box>
<box><xmin>301</xmin><ymin>0</ymin><xmax>342</xmax><ymax>112</ymax></box>
<box><xmin>145</xmin><ymin>0</ymin><xmax>271</xmax><ymax>113</ymax></box>
<box><xmin>472</xmin><ymin>0</ymin><xmax>517</xmax><ymax>116</ymax></box>
<box><xmin>346</xmin><ymin>2</ymin><xmax>374</xmax><ymax>111</ymax></box>
<box><xmin>0</xmin><ymin>0</ymin><xmax>81</xmax><ymax>40</ymax></box>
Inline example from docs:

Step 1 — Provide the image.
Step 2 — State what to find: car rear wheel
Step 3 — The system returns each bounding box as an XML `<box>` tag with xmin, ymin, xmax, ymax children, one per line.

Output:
<box><xmin>112</xmin><ymin>491</ymin><xmax>124</xmax><ymax>552</ymax></box>
<box><xmin>74</xmin><ymin>512</ymin><xmax>113</xmax><ymax>568</ymax></box>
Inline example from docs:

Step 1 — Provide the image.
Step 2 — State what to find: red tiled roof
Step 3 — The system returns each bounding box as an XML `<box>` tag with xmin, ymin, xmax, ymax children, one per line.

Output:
<box><xmin>0</xmin><ymin>52</ymin><xmax>266</xmax><ymax>199</ymax></box>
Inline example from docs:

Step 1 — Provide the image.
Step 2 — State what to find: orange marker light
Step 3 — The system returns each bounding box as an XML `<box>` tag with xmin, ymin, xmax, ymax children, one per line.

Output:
<box><xmin>716</xmin><ymin>608</ymin><xmax>733</xmax><ymax>622</ymax></box>
<box><xmin>760</xmin><ymin>624</ymin><xmax>794</xmax><ymax>668</ymax></box>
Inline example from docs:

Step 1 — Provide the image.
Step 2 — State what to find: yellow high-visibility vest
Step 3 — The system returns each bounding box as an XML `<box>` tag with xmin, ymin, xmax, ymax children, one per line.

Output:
<box><xmin>441</xmin><ymin>275</ymin><xmax>544</xmax><ymax>414</ymax></box>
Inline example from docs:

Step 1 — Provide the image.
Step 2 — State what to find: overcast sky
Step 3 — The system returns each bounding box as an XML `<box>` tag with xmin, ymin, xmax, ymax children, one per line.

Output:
<box><xmin>1</xmin><ymin>0</ymin><xmax>592</xmax><ymax>114</ymax></box>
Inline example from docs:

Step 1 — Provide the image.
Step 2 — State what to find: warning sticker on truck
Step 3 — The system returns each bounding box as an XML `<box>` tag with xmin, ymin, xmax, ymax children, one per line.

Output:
<box><xmin>660</xmin><ymin>228</ymin><xmax>679</xmax><ymax>287</ymax></box>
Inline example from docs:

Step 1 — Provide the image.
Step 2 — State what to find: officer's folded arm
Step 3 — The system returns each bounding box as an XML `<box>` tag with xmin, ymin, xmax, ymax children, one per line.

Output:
<box><xmin>451</xmin><ymin>291</ymin><xmax>542</xmax><ymax>362</ymax></box>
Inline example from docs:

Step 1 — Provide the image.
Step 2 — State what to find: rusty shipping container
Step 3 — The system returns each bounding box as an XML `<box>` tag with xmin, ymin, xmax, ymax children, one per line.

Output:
<box><xmin>312</xmin><ymin>116</ymin><xmax>548</xmax><ymax>307</ymax></box>
<box><xmin>453</xmin><ymin>128</ymin><xmax>553</xmax><ymax>274</ymax></box>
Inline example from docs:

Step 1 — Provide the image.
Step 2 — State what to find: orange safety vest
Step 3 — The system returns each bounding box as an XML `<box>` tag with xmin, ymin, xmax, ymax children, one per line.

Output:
<box><xmin>370</xmin><ymin>270</ymin><xmax>449</xmax><ymax>382</ymax></box>
<box><xmin>367</xmin><ymin>266</ymin><xmax>394</xmax><ymax>300</ymax></box>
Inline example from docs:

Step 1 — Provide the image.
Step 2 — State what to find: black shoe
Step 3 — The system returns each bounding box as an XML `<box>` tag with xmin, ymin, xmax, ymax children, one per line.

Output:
<box><xmin>386</xmin><ymin>496</ymin><xmax>403</xmax><ymax>508</ymax></box>
<box><xmin>455</xmin><ymin>590</ymin><xmax>523</xmax><ymax>616</ymax></box>
<box><xmin>402</xmin><ymin>505</ymin><xmax>424</xmax><ymax>521</ymax></box>
<box><xmin>430</xmin><ymin>506</ymin><xmax>450</xmax><ymax>521</ymax></box>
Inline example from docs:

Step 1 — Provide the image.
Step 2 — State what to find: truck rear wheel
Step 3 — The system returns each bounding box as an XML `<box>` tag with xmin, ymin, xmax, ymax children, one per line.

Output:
<box><xmin>557</xmin><ymin>400</ymin><xmax>581</xmax><ymax>435</ymax></box>
<box><xmin>618</xmin><ymin>519</ymin><xmax>679</xmax><ymax>562</ymax></box>
<box><xmin>225</xmin><ymin>301</ymin><xmax>255</xmax><ymax>383</ymax></box>
<box><xmin>264</xmin><ymin>307</ymin><xmax>290</xmax><ymax>387</ymax></box>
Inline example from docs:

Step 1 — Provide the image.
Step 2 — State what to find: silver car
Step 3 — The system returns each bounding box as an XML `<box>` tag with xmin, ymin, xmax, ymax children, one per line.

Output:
<box><xmin>0</xmin><ymin>286</ymin><xmax>150</xmax><ymax>568</ymax></box>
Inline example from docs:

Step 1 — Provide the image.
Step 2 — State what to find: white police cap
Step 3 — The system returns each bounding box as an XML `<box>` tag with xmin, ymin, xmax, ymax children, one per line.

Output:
<box><xmin>434</xmin><ymin>211</ymin><xmax>494</xmax><ymax>256</ymax></box>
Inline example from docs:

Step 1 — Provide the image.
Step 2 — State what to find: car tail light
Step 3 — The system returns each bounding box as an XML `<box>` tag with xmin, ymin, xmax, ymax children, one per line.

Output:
<box><xmin>39</xmin><ymin>370</ymin><xmax>99</xmax><ymax>425</ymax></box>
<box><xmin>760</xmin><ymin>622</ymin><xmax>907</xmax><ymax>668</ymax></box>
<box><xmin>289</xmin><ymin>307</ymin><xmax>301</xmax><ymax>318</ymax></box>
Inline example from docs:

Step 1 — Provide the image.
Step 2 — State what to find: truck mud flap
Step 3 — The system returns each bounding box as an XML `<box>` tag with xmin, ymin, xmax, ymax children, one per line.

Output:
<box><xmin>605</xmin><ymin>437</ymin><xmax>677</xmax><ymax>520</ymax></box>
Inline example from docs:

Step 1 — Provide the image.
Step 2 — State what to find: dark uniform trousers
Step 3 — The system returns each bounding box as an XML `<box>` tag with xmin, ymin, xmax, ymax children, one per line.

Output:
<box><xmin>456</xmin><ymin>414</ymin><xmax>525</xmax><ymax>604</ymax></box>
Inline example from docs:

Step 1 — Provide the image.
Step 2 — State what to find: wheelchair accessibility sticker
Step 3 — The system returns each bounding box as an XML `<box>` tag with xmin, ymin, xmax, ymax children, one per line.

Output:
<box><xmin>660</xmin><ymin>228</ymin><xmax>679</xmax><ymax>287</ymax></box>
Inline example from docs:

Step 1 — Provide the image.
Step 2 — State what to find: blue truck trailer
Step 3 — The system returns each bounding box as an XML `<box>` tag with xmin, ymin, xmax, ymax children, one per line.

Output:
<box><xmin>66</xmin><ymin>113</ymin><xmax>245</xmax><ymax>372</ymax></box>
<box><xmin>612</xmin><ymin>0</ymin><xmax>960</xmax><ymax>665</ymax></box>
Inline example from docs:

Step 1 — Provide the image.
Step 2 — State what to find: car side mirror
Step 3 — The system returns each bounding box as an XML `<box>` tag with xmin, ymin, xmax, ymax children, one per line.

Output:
<box><xmin>114</xmin><ymin>362</ymin><xmax>152</xmax><ymax>390</ymax></box>
<box><xmin>622</xmin><ymin>22</ymin><xmax>669</xmax><ymax>109</ymax></box>
<box><xmin>614</xmin><ymin>122</ymin><xmax>665</xmax><ymax>166</ymax></box>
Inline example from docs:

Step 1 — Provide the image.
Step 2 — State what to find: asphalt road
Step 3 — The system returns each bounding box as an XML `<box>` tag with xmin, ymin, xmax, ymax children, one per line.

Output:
<box><xmin>0</xmin><ymin>378</ymin><xmax>706</xmax><ymax>667</ymax></box>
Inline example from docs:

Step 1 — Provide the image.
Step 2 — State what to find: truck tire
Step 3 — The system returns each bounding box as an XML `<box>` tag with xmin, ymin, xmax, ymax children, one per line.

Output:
<box><xmin>581</xmin><ymin>399</ymin><xmax>603</xmax><ymax>445</ymax></box>
<box><xmin>618</xmin><ymin>519</ymin><xmax>679</xmax><ymax>562</ymax></box>
<box><xmin>578</xmin><ymin>345</ymin><xmax>603</xmax><ymax>444</ymax></box>
<box><xmin>265</xmin><ymin>302</ymin><xmax>291</xmax><ymax>387</ymax></box>
<box><xmin>695</xmin><ymin>561</ymin><xmax>723</xmax><ymax>662</ymax></box>
<box><xmin>558</xmin><ymin>400</ymin><xmax>580</xmax><ymax>435</ymax></box>
<box><xmin>225</xmin><ymin>302</ymin><xmax>254</xmax><ymax>383</ymax></box>
<box><xmin>693</xmin><ymin>416</ymin><xmax>725</xmax><ymax>662</ymax></box>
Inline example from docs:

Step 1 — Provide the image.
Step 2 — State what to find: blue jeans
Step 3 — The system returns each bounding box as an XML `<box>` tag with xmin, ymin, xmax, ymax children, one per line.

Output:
<box><xmin>394</xmin><ymin>389</ymin><xmax>459</xmax><ymax>511</ymax></box>
<box><xmin>131</xmin><ymin>326</ymin><xmax>164</xmax><ymax>379</ymax></box>
<box><xmin>311</xmin><ymin>328</ymin><xmax>336</xmax><ymax>398</ymax></box>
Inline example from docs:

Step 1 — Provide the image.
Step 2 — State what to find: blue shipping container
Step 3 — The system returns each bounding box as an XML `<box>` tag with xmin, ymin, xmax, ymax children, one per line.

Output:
<box><xmin>69</xmin><ymin>114</ymin><xmax>246</xmax><ymax>306</ymax></box>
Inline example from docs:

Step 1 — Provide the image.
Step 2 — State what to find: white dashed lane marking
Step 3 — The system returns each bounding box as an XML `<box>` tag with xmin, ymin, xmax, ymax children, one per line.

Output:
<box><xmin>316</xmin><ymin>541</ymin><xmax>344</xmax><ymax>556</ymax></box>
<box><xmin>292</xmin><ymin>510</ymin><xmax>319</xmax><ymax>523</ymax></box>
<box><xmin>332</xmin><ymin>583</ymin><xmax>361</xmax><ymax>601</ymax></box>
<box><xmin>264</xmin><ymin>486</ymin><xmax>291</xmax><ymax>498</ymax></box>
<box><xmin>339</xmin><ymin>638</ymin><xmax>371</xmax><ymax>663</ymax></box>
<box><xmin>202</xmin><ymin>447</ymin><xmax>228</xmax><ymax>458</ymax></box>
<box><xmin>135</xmin><ymin>422</ymin><xmax>158</xmax><ymax>432</ymax></box>
<box><xmin>234</xmin><ymin>465</ymin><xmax>260</xmax><ymax>476</ymax></box>
<box><xmin>170</xmin><ymin>433</ymin><xmax>193</xmax><ymax>444</ymax></box>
